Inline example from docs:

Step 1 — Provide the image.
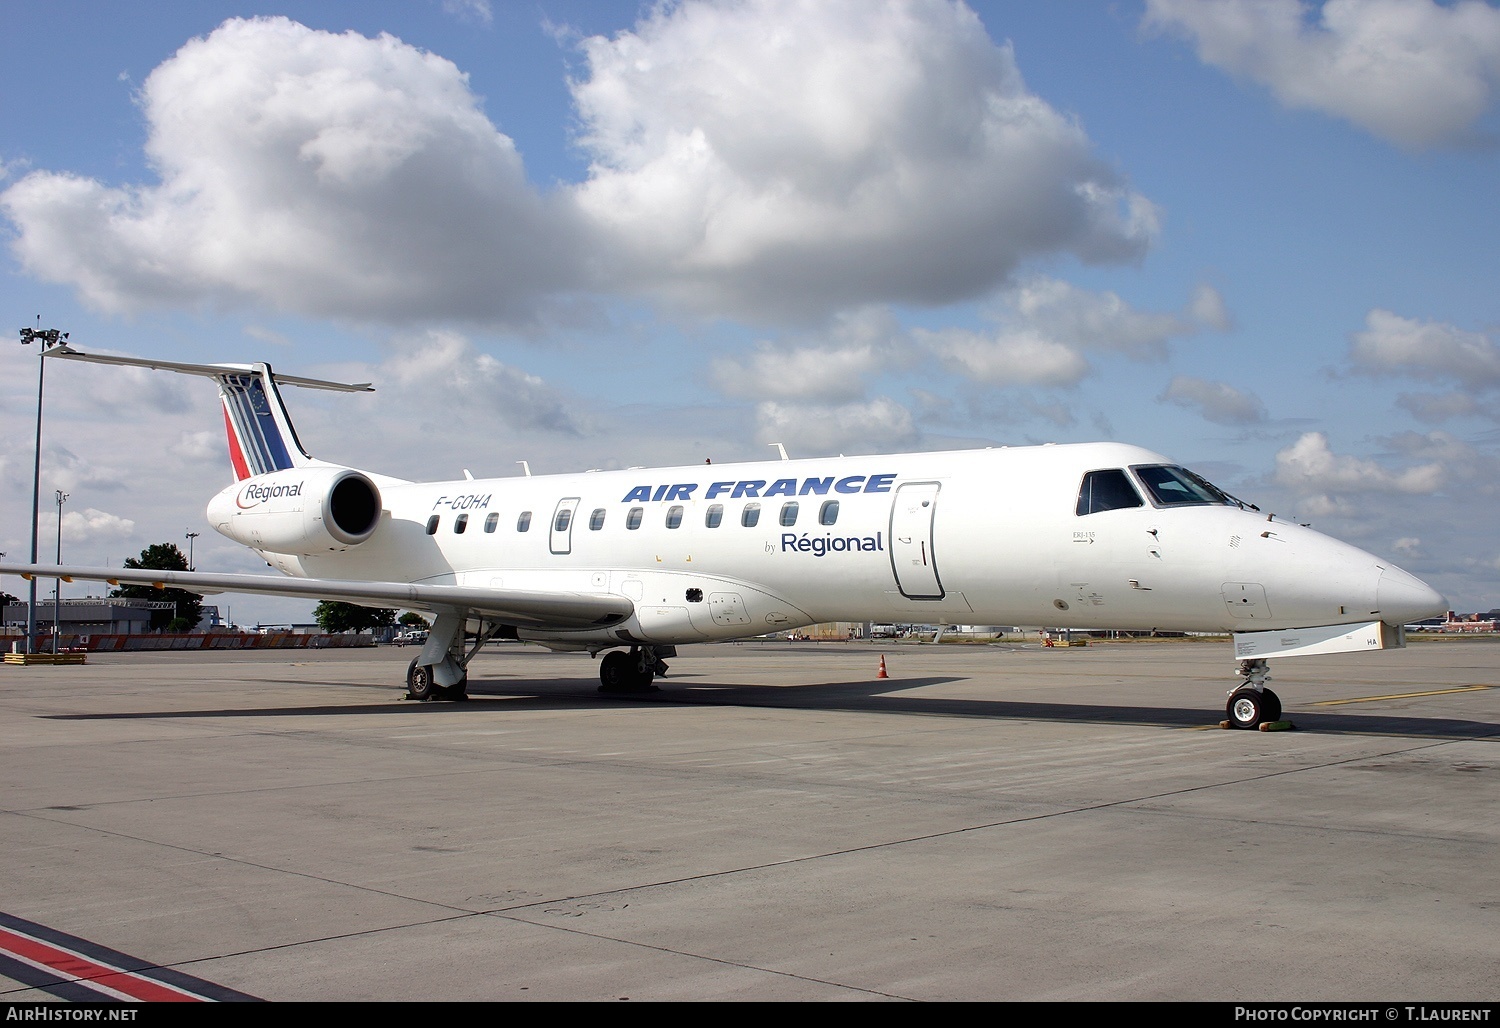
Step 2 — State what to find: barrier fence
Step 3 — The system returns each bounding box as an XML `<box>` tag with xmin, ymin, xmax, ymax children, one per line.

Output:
<box><xmin>11</xmin><ymin>632</ymin><xmax>379</xmax><ymax>653</ymax></box>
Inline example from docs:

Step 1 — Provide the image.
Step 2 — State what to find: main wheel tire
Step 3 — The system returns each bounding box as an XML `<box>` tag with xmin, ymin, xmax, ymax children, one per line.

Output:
<box><xmin>407</xmin><ymin>657</ymin><xmax>438</xmax><ymax>702</ymax></box>
<box><xmin>1226</xmin><ymin>687</ymin><xmax>1267</xmax><ymax>729</ymax></box>
<box><xmin>631</xmin><ymin>657</ymin><xmax>658</xmax><ymax>691</ymax></box>
<box><xmin>599</xmin><ymin>650</ymin><xmax>633</xmax><ymax>692</ymax></box>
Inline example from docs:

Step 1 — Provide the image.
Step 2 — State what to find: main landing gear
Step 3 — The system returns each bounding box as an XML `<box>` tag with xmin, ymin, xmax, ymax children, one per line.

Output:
<box><xmin>405</xmin><ymin>613</ymin><xmax>506</xmax><ymax>702</ymax></box>
<box><xmin>598</xmin><ymin>646</ymin><xmax>671</xmax><ymax>693</ymax></box>
<box><xmin>407</xmin><ymin>657</ymin><xmax>468</xmax><ymax>702</ymax></box>
<box><xmin>1226</xmin><ymin>658</ymin><xmax>1282</xmax><ymax>729</ymax></box>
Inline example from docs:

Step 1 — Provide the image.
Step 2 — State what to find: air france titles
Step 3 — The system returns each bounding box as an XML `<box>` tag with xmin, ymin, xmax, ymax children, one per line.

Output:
<box><xmin>621</xmin><ymin>473</ymin><xmax>896</xmax><ymax>504</ymax></box>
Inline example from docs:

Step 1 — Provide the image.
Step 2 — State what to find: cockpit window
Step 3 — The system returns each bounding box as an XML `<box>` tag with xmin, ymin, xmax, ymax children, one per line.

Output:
<box><xmin>1131</xmin><ymin>465</ymin><xmax>1237</xmax><ymax>508</ymax></box>
<box><xmin>1076</xmin><ymin>469</ymin><xmax>1144</xmax><ymax>515</ymax></box>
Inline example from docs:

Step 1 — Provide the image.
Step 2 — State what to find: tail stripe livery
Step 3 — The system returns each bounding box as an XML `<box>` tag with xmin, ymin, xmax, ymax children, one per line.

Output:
<box><xmin>220</xmin><ymin>371</ymin><xmax>299</xmax><ymax>479</ymax></box>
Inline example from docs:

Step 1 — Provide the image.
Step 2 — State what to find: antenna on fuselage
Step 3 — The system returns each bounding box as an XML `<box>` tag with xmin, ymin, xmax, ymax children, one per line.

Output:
<box><xmin>770</xmin><ymin>442</ymin><xmax>789</xmax><ymax>461</ymax></box>
<box><xmin>517</xmin><ymin>460</ymin><xmax>532</xmax><ymax>477</ymax></box>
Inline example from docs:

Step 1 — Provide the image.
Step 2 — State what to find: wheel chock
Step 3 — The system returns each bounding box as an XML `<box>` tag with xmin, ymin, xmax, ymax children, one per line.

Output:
<box><xmin>1257</xmin><ymin>719</ymin><xmax>1294</xmax><ymax>732</ymax></box>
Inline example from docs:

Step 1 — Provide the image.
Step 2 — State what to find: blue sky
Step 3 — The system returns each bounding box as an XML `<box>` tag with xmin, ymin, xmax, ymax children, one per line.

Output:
<box><xmin>2</xmin><ymin>0</ymin><xmax>1498</xmax><ymax>626</ymax></box>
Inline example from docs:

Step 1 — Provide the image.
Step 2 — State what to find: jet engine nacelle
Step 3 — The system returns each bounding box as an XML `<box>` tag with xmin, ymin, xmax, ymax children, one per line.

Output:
<box><xmin>207</xmin><ymin>467</ymin><xmax>382</xmax><ymax>555</ymax></box>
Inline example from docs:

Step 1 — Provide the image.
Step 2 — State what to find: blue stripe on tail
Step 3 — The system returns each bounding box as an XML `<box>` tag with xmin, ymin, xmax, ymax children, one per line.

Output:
<box><xmin>222</xmin><ymin>374</ymin><xmax>294</xmax><ymax>474</ymax></box>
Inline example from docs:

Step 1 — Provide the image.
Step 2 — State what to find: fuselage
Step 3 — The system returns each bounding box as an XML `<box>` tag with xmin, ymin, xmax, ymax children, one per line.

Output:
<box><xmin>213</xmin><ymin>441</ymin><xmax>1447</xmax><ymax>648</ymax></box>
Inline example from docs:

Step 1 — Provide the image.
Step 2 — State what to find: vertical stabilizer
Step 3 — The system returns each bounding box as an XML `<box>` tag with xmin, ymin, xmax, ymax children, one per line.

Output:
<box><xmin>219</xmin><ymin>365</ymin><xmax>311</xmax><ymax>480</ymax></box>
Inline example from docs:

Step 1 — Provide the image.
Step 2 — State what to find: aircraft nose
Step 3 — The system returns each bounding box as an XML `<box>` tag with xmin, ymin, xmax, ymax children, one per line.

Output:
<box><xmin>1377</xmin><ymin>566</ymin><xmax>1447</xmax><ymax>626</ymax></box>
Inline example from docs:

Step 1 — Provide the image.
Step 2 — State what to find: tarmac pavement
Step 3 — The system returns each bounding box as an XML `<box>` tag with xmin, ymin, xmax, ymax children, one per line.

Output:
<box><xmin>1</xmin><ymin>637</ymin><xmax>1496</xmax><ymax>1002</ymax></box>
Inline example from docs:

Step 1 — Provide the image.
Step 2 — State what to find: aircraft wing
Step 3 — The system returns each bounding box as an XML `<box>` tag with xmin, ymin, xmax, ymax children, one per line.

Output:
<box><xmin>0</xmin><ymin>563</ymin><xmax>632</xmax><ymax>630</ymax></box>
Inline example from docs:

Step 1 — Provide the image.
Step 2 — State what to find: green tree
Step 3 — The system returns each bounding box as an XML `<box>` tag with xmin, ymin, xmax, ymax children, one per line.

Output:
<box><xmin>110</xmin><ymin>543</ymin><xmax>203</xmax><ymax>631</ymax></box>
<box><xmin>313</xmin><ymin>601</ymin><xmax>396</xmax><ymax>635</ymax></box>
<box><xmin>398</xmin><ymin>612</ymin><xmax>430</xmax><ymax>629</ymax></box>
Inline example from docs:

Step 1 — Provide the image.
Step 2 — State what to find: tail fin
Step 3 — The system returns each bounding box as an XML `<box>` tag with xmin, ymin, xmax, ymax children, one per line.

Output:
<box><xmin>42</xmin><ymin>346</ymin><xmax>373</xmax><ymax>481</ymax></box>
<box><xmin>219</xmin><ymin>365</ymin><xmax>309</xmax><ymax>479</ymax></box>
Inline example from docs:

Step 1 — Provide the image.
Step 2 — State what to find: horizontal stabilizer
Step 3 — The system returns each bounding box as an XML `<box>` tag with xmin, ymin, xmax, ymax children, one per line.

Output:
<box><xmin>44</xmin><ymin>344</ymin><xmax>373</xmax><ymax>480</ymax></box>
<box><xmin>0</xmin><ymin>563</ymin><xmax>633</xmax><ymax>632</ymax></box>
<box><xmin>43</xmin><ymin>345</ymin><xmax>374</xmax><ymax>392</ymax></box>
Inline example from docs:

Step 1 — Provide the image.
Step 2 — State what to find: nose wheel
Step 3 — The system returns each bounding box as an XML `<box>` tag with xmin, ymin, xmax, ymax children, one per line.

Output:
<box><xmin>1226</xmin><ymin>658</ymin><xmax>1281</xmax><ymax>729</ymax></box>
<box><xmin>1226</xmin><ymin>686</ymin><xmax>1281</xmax><ymax>729</ymax></box>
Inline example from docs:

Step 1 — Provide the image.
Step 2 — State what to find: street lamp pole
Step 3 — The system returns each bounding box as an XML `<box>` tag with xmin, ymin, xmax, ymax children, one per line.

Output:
<box><xmin>185</xmin><ymin>531</ymin><xmax>199</xmax><ymax>571</ymax></box>
<box><xmin>18</xmin><ymin>324</ymin><xmax>68</xmax><ymax>655</ymax></box>
<box><xmin>53</xmin><ymin>490</ymin><xmax>68</xmax><ymax>653</ymax></box>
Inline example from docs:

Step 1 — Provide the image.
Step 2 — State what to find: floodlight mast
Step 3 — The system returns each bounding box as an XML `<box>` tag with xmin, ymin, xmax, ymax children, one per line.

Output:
<box><xmin>17</xmin><ymin>323</ymin><xmax>67</xmax><ymax>655</ymax></box>
<box><xmin>53</xmin><ymin>490</ymin><xmax>67</xmax><ymax>653</ymax></box>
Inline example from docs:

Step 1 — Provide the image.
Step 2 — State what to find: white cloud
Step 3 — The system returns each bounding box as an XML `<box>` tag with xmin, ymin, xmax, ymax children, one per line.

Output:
<box><xmin>376</xmin><ymin>330</ymin><xmax>585</xmax><ymax>436</ymax></box>
<box><xmin>569</xmin><ymin>0</ymin><xmax>1157</xmax><ymax>318</ymax></box>
<box><xmin>1007</xmin><ymin>278</ymin><xmax>1223</xmax><ymax>358</ymax></box>
<box><xmin>1392</xmin><ymin>536</ymin><xmax>1424</xmax><ymax>557</ymax></box>
<box><xmin>1159</xmin><ymin>374</ymin><xmax>1267</xmax><ymax>425</ymax></box>
<box><xmin>754</xmin><ymin>397</ymin><xmax>918</xmax><ymax>455</ymax></box>
<box><xmin>1350</xmin><ymin>309</ymin><xmax>1500</xmax><ymax>388</ymax></box>
<box><xmin>1295</xmin><ymin>493</ymin><xmax>1358</xmax><ymax>519</ymax></box>
<box><xmin>1</xmin><ymin>17</ymin><xmax>583</xmax><ymax>324</ymax></box>
<box><xmin>443</xmin><ymin>1</ymin><xmax>493</xmax><ymax>27</ymax></box>
<box><xmin>59</xmin><ymin>508</ymin><xmax>137</xmax><ymax>542</ymax></box>
<box><xmin>709</xmin><ymin>308</ymin><xmax>909</xmax><ymax>403</ymax></box>
<box><xmin>1274</xmin><ymin>431</ymin><xmax>1446</xmax><ymax>495</ymax></box>
<box><xmin>921</xmin><ymin>327</ymin><xmax>1092</xmax><ymax>387</ymax></box>
<box><xmin>1349</xmin><ymin>310</ymin><xmax>1500</xmax><ymax>424</ymax></box>
<box><xmin>1396</xmin><ymin>391</ymin><xmax>1490</xmax><ymax>423</ymax></box>
<box><xmin>917</xmin><ymin>277</ymin><xmax>1224</xmax><ymax>387</ymax></box>
<box><xmin>170</xmin><ymin>430</ymin><xmax>226</xmax><ymax>464</ymax></box>
<box><xmin>1145</xmin><ymin>0</ymin><xmax>1500</xmax><ymax>149</ymax></box>
<box><xmin>2</xmin><ymin>5</ymin><xmax>1158</xmax><ymax>328</ymax></box>
<box><xmin>1188</xmin><ymin>283</ymin><xmax>1233</xmax><ymax>332</ymax></box>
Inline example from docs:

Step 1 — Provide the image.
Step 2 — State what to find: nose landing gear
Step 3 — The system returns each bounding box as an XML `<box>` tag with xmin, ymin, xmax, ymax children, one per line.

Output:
<box><xmin>1226</xmin><ymin>658</ymin><xmax>1282</xmax><ymax>729</ymax></box>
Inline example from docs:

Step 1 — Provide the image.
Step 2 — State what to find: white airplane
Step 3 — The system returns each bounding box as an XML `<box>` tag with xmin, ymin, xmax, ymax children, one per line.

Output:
<box><xmin>3</xmin><ymin>345</ymin><xmax>1447</xmax><ymax>729</ymax></box>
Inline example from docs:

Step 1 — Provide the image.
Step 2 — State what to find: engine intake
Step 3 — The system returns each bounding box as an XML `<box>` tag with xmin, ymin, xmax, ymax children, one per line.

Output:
<box><xmin>208</xmin><ymin>467</ymin><xmax>382</xmax><ymax>555</ymax></box>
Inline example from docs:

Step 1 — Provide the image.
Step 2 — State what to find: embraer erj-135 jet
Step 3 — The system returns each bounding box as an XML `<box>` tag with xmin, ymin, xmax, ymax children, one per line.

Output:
<box><xmin>4</xmin><ymin>345</ymin><xmax>1446</xmax><ymax>730</ymax></box>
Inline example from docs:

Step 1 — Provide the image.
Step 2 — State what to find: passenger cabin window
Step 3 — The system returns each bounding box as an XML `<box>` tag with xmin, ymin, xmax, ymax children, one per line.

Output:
<box><xmin>589</xmin><ymin>508</ymin><xmax>606</xmax><ymax>531</ymax></box>
<box><xmin>425</xmin><ymin>515</ymin><xmax>440</xmax><ymax>535</ymax></box>
<box><xmin>483</xmin><ymin>512</ymin><xmax>499</xmax><ymax>533</ymax></box>
<box><xmin>1132</xmin><ymin>465</ymin><xmax>1236</xmax><ymax>508</ymax></box>
<box><xmin>818</xmin><ymin>500</ymin><xmax>839</xmax><ymax>526</ymax></box>
<box><xmin>454</xmin><ymin>513</ymin><xmax>469</xmax><ymax>534</ymax></box>
<box><xmin>742</xmin><ymin>502</ymin><xmax>761</xmax><ymax>528</ymax></box>
<box><xmin>705</xmin><ymin>504</ymin><xmax>724</xmax><ymax>528</ymax></box>
<box><xmin>554</xmin><ymin>508</ymin><xmax>572</xmax><ymax>533</ymax></box>
<box><xmin>666</xmin><ymin>505</ymin><xmax>684</xmax><ymax>529</ymax></box>
<box><xmin>626</xmin><ymin>507</ymin><xmax>643</xmax><ymax>530</ymax></box>
<box><xmin>1076</xmin><ymin>469</ymin><xmax>1144</xmax><ymax>516</ymax></box>
<box><xmin>517</xmin><ymin>511</ymin><xmax>532</xmax><ymax>532</ymax></box>
<box><xmin>780</xmin><ymin>501</ymin><xmax>799</xmax><ymax>527</ymax></box>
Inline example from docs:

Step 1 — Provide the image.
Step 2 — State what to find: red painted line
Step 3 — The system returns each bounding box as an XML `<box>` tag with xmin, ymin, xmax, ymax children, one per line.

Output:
<box><xmin>0</xmin><ymin>926</ymin><xmax>208</xmax><ymax>1002</ymax></box>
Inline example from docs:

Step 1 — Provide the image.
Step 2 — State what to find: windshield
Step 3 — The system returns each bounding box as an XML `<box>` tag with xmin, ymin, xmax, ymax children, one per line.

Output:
<box><xmin>1131</xmin><ymin>464</ymin><xmax>1247</xmax><ymax>508</ymax></box>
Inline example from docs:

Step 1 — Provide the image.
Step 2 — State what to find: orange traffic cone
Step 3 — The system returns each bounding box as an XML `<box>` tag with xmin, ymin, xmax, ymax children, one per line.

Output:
<box><xmin>877</xmin><ymin>654</ymin><xmax>889</xmax><ymax>679</ymax></box>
